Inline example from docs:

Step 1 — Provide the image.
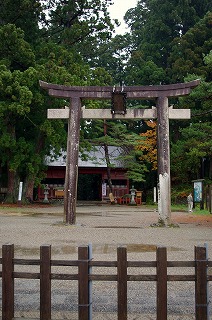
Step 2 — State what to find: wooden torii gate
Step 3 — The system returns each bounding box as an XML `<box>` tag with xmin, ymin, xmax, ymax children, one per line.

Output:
<box><xmin>40</xmin><ymin>79</ymin><xmax>200</xmax><ymax>225</ymax></box>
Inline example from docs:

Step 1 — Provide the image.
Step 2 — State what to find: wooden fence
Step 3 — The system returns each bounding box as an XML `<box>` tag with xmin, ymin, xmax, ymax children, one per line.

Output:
<box><xmin>0</xmin><ymin>244</ymin><xmax>211</xmax><ymax>320</ymax></box>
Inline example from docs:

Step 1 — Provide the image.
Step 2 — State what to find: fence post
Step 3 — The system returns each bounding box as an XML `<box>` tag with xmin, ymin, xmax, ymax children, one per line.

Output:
<box><xmin>40</xmin><ymin>244</ymin><xmax>51</xmax><ymax>320</ymax></box>
<box><xmin>2</xmin><ymin>244</ymin><xmax>14</xmax><ymax>320</ymax></box>
<box><xmin>117</xmin><ymin>246</ymin><xmax>127</xmax><ymax>320</ymax></box>
<box><xmin>156</xmin><ymin>246</ymin><xmax>167</xmax><ymax>320</ymax></box>
<box><xmin>195</xmin><ymin>245</ymin><xmax>209</xmax><ymax>320</ymax></box>
<box><xmin>88</xmin><ymin>244</ymin><xmax>93</xmax><ymax>320</ymax></box>
<box><xmin>78</xmin><ymin>246</ymin><xmax>89</xmax><ymax>320</ymax></box>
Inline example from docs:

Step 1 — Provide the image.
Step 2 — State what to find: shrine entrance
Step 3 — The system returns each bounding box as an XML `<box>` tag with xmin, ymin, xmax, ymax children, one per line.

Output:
<box><xmin>40</xmin><ymin>80</ymin><xmax>200</xmax><ymax>225</ymax></box>
<box><xmin>77</xmin><ymin>174</ymin><xmax>102</xmax><ymax>201</ymax></box>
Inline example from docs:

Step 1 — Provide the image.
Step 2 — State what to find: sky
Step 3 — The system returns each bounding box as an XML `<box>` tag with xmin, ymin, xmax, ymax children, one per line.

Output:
<box><xmin>108</xmin><ymin>0</ymin><xmax>138</xmax><ymax>34</ymax></box>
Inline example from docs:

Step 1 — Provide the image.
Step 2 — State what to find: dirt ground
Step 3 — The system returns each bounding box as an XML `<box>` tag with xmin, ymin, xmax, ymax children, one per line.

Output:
<box><xmin>171</xmin><ymin>210</ymin><xmax>212</xmax><ymax>227</ymax></box>
<box><xmin>0</xmin><ymin>203</ymin><xmax>211</xmax><ymax>320</ymax></box>
<box><xmin>0</xmin><ymin>202</ymin><xmax>212</xmax><ymax>226</ymax></box>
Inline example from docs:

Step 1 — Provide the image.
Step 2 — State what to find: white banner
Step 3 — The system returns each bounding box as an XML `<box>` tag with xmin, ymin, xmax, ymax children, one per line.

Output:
<box><xmin>102</xmin><ymin>183</ymin><xmax>107</xmax><ymax>196</ymax></box>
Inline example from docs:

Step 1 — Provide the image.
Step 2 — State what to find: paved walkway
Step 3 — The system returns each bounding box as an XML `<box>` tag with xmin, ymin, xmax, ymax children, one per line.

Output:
<box><xmin>0</xmin><ymin>203</ymin><xmax>212</xmax><ymax>319</ymax></box>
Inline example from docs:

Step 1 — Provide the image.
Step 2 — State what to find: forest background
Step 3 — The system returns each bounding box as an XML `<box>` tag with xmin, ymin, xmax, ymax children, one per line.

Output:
<box><xmin>0</xmin><ymin>0</ymin><xmax>211</xmax><ymax>203</ymax></box>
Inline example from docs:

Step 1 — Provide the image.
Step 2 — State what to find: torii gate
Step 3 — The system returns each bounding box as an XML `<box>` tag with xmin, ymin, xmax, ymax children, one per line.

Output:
<box><xmin>40</xmin><ymin>79</ymin><xmax>200</xmax><ymax>225</ymax></box>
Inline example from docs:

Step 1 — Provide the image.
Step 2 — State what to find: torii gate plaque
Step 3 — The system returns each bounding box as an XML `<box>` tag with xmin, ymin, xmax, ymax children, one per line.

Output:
<box><xmin>40</xmin><ymin>80</ymin><xmax>200</xmax><ymax>225</ymax></box>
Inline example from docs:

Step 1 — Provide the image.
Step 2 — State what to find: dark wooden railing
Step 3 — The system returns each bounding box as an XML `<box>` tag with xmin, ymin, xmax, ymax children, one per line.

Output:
<box><xmin>0</xmin><ymin>244</ymin><xmax>211</xmax><ymax>320</ymax></box>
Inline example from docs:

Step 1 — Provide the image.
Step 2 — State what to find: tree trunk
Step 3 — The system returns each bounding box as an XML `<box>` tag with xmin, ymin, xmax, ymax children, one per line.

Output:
<box><xmin>4</xmin><ymin>123</ymin><xmax>19</xmax><ymax>203</ymax></box>
<box><xmin>23</xmin><ymin>177</ymin><xmax>35</xmax><ymax>203</ymax></box>
<box><xmin>4</xmin><ymin>168</ymin><xmax>19</xmax><ymax>203</ymax></box>
<box><xmin>103</xmin><ymin>120</ymin><xmax>113</xmax><ymax>195</ymax></box>
<box><xmin>209</xmin><ymin>156</ymin><xmax>212</xmax><ymax>180</ymax></box>
<box><xmin>103</xmin><ymin>143</ymin><xmax>115</xmax><ymax>206</ymax></box>
<box><xmin>22</xmin><ymin>134</ymin><xmax>45</xmax><ymax>203</ymax></box>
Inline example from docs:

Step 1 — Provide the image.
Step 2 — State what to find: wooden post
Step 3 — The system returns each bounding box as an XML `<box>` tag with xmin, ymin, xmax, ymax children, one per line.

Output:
<box><xmin>40</xmin><ymin>245</ymin><xmax>51</xmax><ymax>320</ymax></box>
<box><xmin>64</xmin><ymin>97</ymin><xmax>81</xmax><ymax>224</ymax></box>
<box><xmin>78</xmin><ymin>246</ymin><xmax>89</xmax><ymax>320</ymax></box>
<box><xmin>157</xmin><ymin>96</ymin><xmax>171</xmax><ymax>225</ymax></box>
<box><xmin>156</xmin><ymin>246</ymin><xmax>167</xmax><ymax>320</ymax></box>
<box><xmin>195</xmin><ymin>246</ymin><xmax>209</xmax><ymax>320</ymax></box>
<box><xmin>117</xmin><ymin>246</ymin><xmax>127</xmax><ymax>320</ymax></box>
<box><xmin>2</xmin><ymin>244</ymin><xmax>14</xmax><ymax>320</ymax></box>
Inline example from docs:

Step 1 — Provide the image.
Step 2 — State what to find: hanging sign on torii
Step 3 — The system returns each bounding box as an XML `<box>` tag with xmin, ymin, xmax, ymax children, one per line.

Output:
<box><xmin>40</xmin><ymin>79</ymin><xmax>200</xmax><ymax>225</ymax></box>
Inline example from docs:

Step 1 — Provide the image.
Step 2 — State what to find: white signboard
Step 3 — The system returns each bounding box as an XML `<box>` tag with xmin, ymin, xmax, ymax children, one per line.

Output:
<box><xmin>102</xmin><ymin>183</ymin><xmax>107</xmax><ymax>196</ymax></box>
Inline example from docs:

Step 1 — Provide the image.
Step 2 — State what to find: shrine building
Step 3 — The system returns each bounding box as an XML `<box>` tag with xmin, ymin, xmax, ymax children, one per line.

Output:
<box><xmin>37</xmin><ymin>146</ymin><xmax>129</xmax><ymax>202</ymax></box>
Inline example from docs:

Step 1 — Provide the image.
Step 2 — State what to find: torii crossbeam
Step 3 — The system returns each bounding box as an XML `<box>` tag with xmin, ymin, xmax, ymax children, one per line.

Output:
<box><xmin>40</xmin><ymin>80</ymin><xmax>200</xmax><ymax>225</ymax></box>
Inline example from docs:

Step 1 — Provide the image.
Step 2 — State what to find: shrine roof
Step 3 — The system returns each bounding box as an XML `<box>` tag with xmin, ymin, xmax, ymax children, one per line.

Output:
<box><xmin>45</xmin><ymin>146</ymin><xmax>124</xmax><ymax>168</ymax></box>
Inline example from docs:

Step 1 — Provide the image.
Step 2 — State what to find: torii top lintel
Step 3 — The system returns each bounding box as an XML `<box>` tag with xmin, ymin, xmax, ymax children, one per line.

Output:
<box><xmin>39</xmin><ymin>79</ymin><xmax>200</xmax><ymax>99</ymax></box>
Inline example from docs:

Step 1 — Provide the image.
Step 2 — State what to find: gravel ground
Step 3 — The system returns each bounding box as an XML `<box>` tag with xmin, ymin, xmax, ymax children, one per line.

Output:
<box><xmin>0</xmin><ymin>203</ymin><xmax>212</xmax><ymax>319</ymax></box>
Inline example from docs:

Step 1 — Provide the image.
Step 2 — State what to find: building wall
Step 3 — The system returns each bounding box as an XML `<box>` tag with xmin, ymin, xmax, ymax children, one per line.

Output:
<box><xmin>37</xmin><ymin>166</ymin><xmax>129</xmax><ymax>201</ymax></box>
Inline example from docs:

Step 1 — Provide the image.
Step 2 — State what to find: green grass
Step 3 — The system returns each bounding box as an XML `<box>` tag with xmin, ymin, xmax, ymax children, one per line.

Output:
<box><xmin>171</xmin><ymin>204</ymin><xmax>187</xmax><ymax>212</ymax></box>
<box><xmin>191</xmin><ymin>207</ymin><xmax>211</xmax><ymax>216</ymax></box>
<box><xmin>146</xmin><ymin>203</ymin><xmax>211</xmax><ymax>215</ymax></box>
<box><xmin>171</xmin><ymin>204</ymin><xmax>211</xmax><ymax>215</ymax></box>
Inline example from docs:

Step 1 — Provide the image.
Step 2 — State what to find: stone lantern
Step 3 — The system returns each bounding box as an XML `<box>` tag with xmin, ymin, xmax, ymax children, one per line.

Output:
<box><xmin>130</xmin><ymin>185</ymin><xmax>137</xmax><ymax>205</ymax></box>
<box><xmin>43</xmin><ymin>184</ymin><xmax>50</xmax><ymax>203</ymax></box>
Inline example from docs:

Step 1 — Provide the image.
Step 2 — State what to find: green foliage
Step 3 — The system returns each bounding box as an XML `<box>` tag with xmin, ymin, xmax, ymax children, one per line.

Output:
<box><xmin>124</xmin><ymin>0</ymin><xmax>211</xmax><ymax>70</ymax></box>
<box><xmin>171</xmin><ymin>122</ymin><xmax>212</xmax><ymax>182</ymax></box>
<box><xmin>0</xmin><ymin>0</ymin><xmax>211</xmax><ymax>202</ymax></box>
<box><xmin>41</xmin><ymin>0</ymin><xmax>116</xmax><ymax>54</ymax></box>
<box><xmin>168</xmin><ymin>12</ymin><xmax>212</xmax><ymax>83</ymax></box>
<box><xmin>125</xmin><ymin>58</ymin><xmax>166</xmax><ymax>85</ymax></box>
<box><xmin>0</xmin><ymin>24</ymin><xmax>35</xmax><ymax>70</ymax></box>
<box><xmin>0</xmin><ymin>0</ymin><xmax>42</xmax><ymax>45</ymax></box>
<box><xmin>91</xmin><ymin>121</ymin><xmax>148</xmax><ymax>183</ymax></box>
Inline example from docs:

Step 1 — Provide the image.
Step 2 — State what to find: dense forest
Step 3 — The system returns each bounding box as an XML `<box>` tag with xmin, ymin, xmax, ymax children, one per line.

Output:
<box><xmin>0</xmin><ymin>0</ymin><xmax>211</xmax><ymax>203</ymax></box>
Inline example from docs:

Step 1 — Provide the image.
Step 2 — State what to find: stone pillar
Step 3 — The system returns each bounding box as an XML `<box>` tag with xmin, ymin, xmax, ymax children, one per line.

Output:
<box><xmin>64</xmin><ymin>97</ymin><xmax>81</xmax><ymax>224</ymax></box>
<box><xmin>156</xmin><ymin>96</ymin><xmax>171</xmax><ymax>225</ymax></box>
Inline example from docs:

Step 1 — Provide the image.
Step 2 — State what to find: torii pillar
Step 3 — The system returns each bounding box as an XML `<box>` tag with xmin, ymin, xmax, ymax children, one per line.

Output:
<box><xmin>65</xmin><ymin>97</ymin><xmax>81</xmax><ymax>224</ymax></box>
<box><xmin>40</xmin><ymin>80</ymin><xmax>200</xmax><ymax>225</ymax></box>
<box><xmin>157</xmin><ymin>96</ymin><xmax>171</xmax><ymax>225</ymax></box>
